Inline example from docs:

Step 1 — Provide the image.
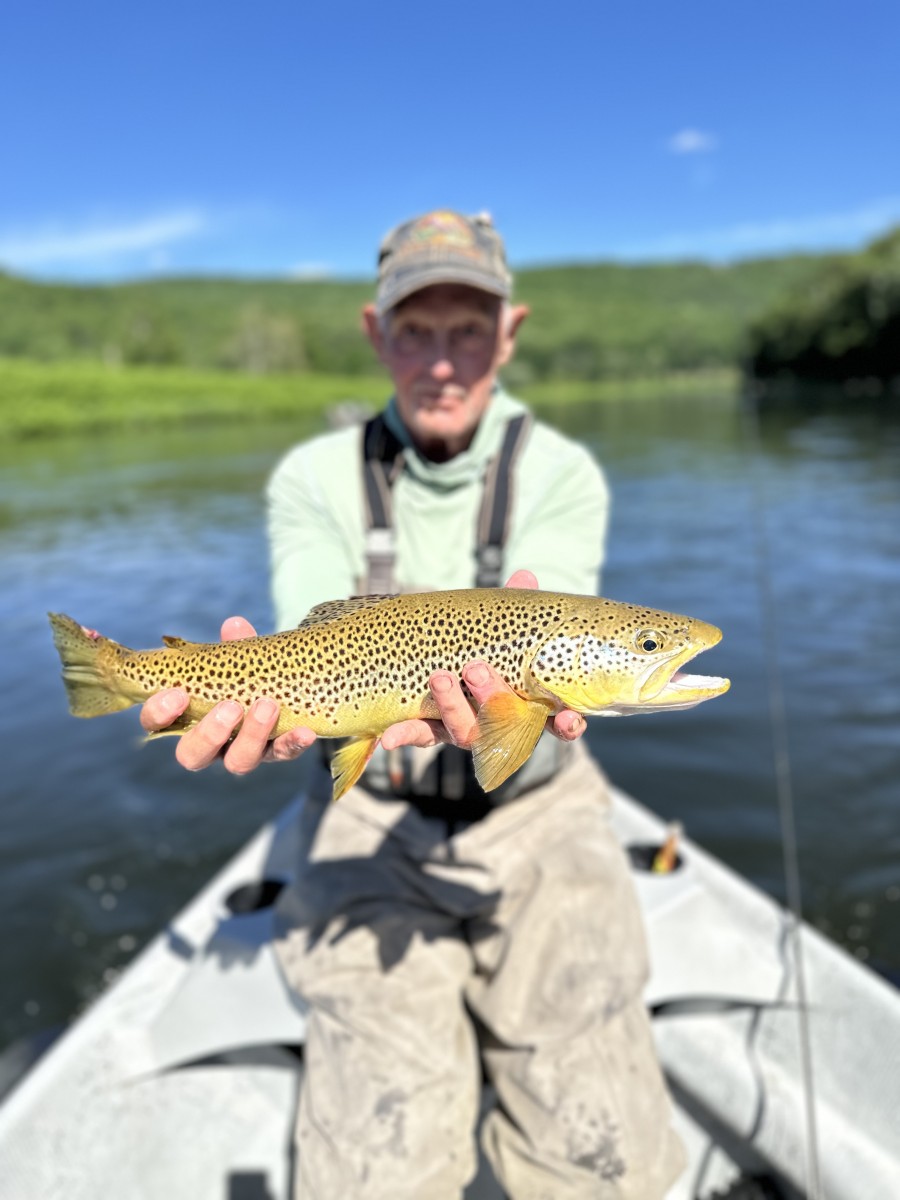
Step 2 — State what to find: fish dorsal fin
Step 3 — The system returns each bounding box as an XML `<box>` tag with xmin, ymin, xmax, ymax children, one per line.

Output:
<box><xmin>161</xmin><ymin>635</ymin><xmax>191</xmax><ymax>648</ymax></box>
<box><xmin>297</xmin><ymin>594</ymin><xmax>396</xmax><ymax>628</ymax></box>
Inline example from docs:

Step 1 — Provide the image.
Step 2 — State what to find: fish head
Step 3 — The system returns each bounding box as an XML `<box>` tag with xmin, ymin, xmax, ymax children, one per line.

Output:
<box><xmin>529</xmin><ymin>598</ymin><xmax>730</xmax><ymax>716</ymax></box>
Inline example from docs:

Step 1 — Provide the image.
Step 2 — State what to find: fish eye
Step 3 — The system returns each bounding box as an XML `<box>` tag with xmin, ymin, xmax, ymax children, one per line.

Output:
<box><xmin>635</xmin><ymin>629</ymin><xmax>665</xmax><ymax>653</ymax></box>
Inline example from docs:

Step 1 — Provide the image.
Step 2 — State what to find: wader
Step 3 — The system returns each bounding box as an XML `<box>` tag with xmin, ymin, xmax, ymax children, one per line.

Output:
<box><xmin>273</xmin><ymin>413</ymin><xmax>686</xmax><ymax>1199</ymax></box>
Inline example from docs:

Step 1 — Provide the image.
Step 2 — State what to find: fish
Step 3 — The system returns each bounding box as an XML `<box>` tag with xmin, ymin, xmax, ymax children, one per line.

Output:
<box><xmin>49</xmin><ymin>588</ymin><xmax>730</xmax><ymax>801</ymax></box>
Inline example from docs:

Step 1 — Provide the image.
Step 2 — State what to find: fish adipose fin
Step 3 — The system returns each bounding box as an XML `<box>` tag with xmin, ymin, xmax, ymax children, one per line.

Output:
<box><xmin>298</xmin><ymin>595</ymin><xmax>396</xmax><ymax>628</ymax></box>
<box><xmin>48</xmin><ymin>613</ymin><xmax>135</xmax><ymax>718</ymax></box>
<box><xmin>331</xmin><ymin>735</ymin><xmax>379</xmax><ymax>801</ymax></box>
<box><xmin>161</xmin><ymin>635</ymin><xmax>193</xmax><ymax>649</ymax></box>
<box><xmin>473</xmin><ymin>693</ymin><xmax>551</xmax><ymax>792</ymax></box>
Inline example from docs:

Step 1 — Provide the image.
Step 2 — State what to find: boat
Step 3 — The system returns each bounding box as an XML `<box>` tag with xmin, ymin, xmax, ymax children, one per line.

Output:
<box><xmin>1</xmin><ymin>783</ymin><xmax>898</xmax><ymax>1199</ymax></box>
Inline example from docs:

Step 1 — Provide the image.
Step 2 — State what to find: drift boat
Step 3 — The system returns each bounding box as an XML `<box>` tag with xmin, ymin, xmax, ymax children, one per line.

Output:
<box><xmin>1</xmin><ymin>785</ymin><xmax>898</xmax><ymax>1199</ymax></box>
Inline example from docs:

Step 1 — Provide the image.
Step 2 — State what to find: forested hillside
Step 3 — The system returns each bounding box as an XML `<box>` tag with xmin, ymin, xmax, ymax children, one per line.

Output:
<box><xmin>0</xmin><ymin>255</ymin><xmax>831</xmax><ymax>382</ymax></box>
<box><xmin>746</xmin><ymin>227</ymin><xmax>900</xmax><ymax>388</ymax></box>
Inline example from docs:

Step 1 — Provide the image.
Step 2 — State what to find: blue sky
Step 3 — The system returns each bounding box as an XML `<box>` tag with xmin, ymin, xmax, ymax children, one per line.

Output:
<box><xmin>3</xmin><ymin>0</ymin><xmax>898</xmax><ymax>282</ymax></box>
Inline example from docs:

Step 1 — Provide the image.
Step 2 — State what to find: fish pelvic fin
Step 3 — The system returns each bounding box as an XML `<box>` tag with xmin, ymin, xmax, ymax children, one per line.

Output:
<box><xmin>472</xmin><ymin>693</ymin><xmax>552</xmax><ymax>792</ymax></box>
<box><xmin>142</xmin><ymin>696</ymin><xmax>228</xmax><ymax>741</ymax></box>
<box><xmin>331</xmin><ymin>735</ymin><xmax>380</xmax><ymax>801</ymax></box>
<box><xmin>144</xmin><ymin>714</ymin><xmax>202</xmax><ymax>739</ymax></box>
<box><xmin>48</xmin><ymin>613</ymin><xmax>135</xmax><ymax>719</ymax></box>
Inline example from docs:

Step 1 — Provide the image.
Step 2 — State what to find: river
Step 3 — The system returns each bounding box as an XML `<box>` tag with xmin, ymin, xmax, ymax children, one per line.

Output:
<box><xmin>1</xmin><ymin>391</ymin><xmax>898</xmax><ymax>1054</ymax></box>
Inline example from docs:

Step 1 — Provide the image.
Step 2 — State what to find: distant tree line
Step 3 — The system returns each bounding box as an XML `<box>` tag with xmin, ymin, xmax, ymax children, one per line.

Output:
<box><xmin>3</xmin><ymin>232</ymin><xmax>898</xmax><ymax>389</ymax></box>
<box><xmin>0</xmin><ymin>255</ymin><xmax>830</xmax><ymax>382</ymax></box>
<box><xmin>745</xmin><ymin>227</ymin><xmax>900</xmax><ymax>391</ymax></box>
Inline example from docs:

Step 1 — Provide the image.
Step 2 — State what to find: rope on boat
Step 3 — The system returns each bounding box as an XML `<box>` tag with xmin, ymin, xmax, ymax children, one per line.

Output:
<box><xmin>740</xmin><ymin>395</ymin><xmax>823</xmax><ymax>1200</ymax></box>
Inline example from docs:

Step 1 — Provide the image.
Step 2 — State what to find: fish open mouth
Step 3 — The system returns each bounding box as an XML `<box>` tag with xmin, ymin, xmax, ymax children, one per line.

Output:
<box><xmin>652</xmin><ymin>670</ymin><xmax>731</xmax><ymax>709</ymax></box>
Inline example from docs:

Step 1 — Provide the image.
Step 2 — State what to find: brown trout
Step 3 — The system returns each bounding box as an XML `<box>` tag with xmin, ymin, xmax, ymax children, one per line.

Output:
<box><xmin>49</xmin><ymin>588</ymin><xmax>729</xmax><ymax>800</ymax></box>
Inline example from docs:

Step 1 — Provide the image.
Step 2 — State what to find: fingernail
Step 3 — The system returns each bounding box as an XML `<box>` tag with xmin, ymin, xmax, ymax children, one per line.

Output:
<box><xmin>568</xmin><ymin>715</ymin><xmax>584</xmax><ymax>736</ymax></box>
<box><xmin>163</xmin><ymin>689</ymin><xmax>187</xmax><ymax>714</ymax></box>
<box><xmin>431</xmin><ymin>673</ymin><xmax>452</xmax><ymax>693</ymax></box>
<box><xmin>215</xmin><ymin>701</ymin><xmax>242</xmax><ymax>724</ymax></box>
<box><xmin>254</xmin><ymin>697</ymin><xmax>277</xmax><ymax>721</ymax></box>
<box><xmin>465</xmin><ymin>663</ymin><xmax>489</xmax><ymax>687</ymax></box>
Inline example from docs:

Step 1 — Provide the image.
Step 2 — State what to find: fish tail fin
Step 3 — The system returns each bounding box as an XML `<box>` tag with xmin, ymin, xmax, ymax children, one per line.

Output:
<box><xmin>48</xmin><ymin>613</ymin><xmax>136</xmax><ymax>719</ymax></box>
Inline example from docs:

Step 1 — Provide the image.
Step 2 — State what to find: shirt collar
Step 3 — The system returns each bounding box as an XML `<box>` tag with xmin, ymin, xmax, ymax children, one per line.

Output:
<box><xmin>383</xmin><ymin>386</ymin><xmax>526</xmax><ymax>491</ymax></box>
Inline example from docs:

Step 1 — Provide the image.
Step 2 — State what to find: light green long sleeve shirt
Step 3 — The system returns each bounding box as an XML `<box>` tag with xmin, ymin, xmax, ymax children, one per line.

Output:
<box><xmin>267</xmin><ymin>389</ymin><xmax>609</xmax><ymax>631</ymax></box>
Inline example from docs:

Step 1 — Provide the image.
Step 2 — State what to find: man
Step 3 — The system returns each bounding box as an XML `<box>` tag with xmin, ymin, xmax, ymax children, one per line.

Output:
<box><xmin>141</xmin><ymin>210</ymin><xmax>684</xmax><ymax>1199</ymax></box>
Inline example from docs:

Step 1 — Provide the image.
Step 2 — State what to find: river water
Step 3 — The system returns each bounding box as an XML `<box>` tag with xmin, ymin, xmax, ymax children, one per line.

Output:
<box><xmin>1</xmin><ymin>392</ymin><xmax>898</xmax><ymax>1053</ymax></box>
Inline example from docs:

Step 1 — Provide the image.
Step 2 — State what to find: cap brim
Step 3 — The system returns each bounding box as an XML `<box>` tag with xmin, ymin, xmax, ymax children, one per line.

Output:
<box><xmin>376</xmin><ymin>263</ymin><xmax>510</xmax><ymax>314</ymax></box>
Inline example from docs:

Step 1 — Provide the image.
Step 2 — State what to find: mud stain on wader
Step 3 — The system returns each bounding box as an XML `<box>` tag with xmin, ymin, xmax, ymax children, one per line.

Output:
<box><xmin>569</xmin><ymin>1109</ymin><xmax>626</xmax><ymax>1183</ymax></box>
<box><xmin>374</xmin><ymin>1088</ymin><xmax>408</xmax><ymax>1157</ymax></box>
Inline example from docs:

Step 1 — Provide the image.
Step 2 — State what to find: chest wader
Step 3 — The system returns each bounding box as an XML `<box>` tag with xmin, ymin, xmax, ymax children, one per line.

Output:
<box><xmin>359</xmin><ymin>411</ymin><xmax>536</xmax><ymax>822</ymax></box>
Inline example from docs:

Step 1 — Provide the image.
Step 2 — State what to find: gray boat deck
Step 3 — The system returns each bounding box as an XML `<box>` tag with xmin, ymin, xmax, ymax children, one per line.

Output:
<box><xmin>1</xmin><ymin>788</ymin><xmax>898</xmax><ymax>1199</ymax></box>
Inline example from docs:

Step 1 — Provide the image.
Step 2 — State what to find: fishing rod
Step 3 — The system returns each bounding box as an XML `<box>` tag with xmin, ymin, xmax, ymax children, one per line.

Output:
<box><xmin>740</xmin><ymin>387</ymin><xmax>823</xmax><ymax>1200</ymax></box>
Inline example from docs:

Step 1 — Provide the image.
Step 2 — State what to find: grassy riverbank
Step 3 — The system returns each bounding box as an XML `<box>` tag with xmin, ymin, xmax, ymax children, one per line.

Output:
<box><xmin>0</xmin><ymin>360</ymin><xmax>387</xmax><ymax>438</ymax></box>
<box><xmin>0</xmin><ymin>357</ymin><xmax>739</xmax><ymax>438</ymax></box>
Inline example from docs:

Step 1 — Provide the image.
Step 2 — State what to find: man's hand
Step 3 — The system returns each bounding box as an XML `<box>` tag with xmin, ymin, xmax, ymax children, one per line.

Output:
<box><xmin>381</xmin><ymin>570</ymin><xmax>586</xmax><ymax>753</ymax></box>
<box><xmin>139</xmin><ymin>616</ymin><xmax>317</xmax><ymax>775</ymax></box>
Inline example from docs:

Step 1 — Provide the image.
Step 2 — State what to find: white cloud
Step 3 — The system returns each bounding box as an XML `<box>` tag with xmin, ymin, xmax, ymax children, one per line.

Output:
<box><xmin>617</xmin><ymin>197</ymin><xmax>900</xmax><ymax>261</ymax></box>
<box><xmin>667</xmin><ymin>128</ymin><xmax>719</xmax><ymax>155</ymax></box>
<box><xmin>0</xmin><ymin>210</ymin><xmax>207</xmax><ymax>269</ymax></box>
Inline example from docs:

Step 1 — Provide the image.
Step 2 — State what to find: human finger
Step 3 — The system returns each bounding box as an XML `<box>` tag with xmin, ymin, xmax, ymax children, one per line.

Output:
<box><xmin>503</xmin><ymin>569</ymin><xmax>538</xmax><ymax>589</ymax></box>
<box><xmin>140</xmin><ymin>688</ymin><xmax>189</xmax><ymax>733</ymax></box>
<box><xmin>549</xmin><ymin>709</ymin><xmax>586</xmax><ymax>741</ymax></box>
<box><xmin>263</xmin><ymin>726</ymin><xmax>319</xmax><ymax>762</ymax></box>
<box><xmin>380</xmin><ymin>717</ymin><xmax>446</xmax><ymax>751</ymax></box>
<box><xmin>460</xmin><ymin>660</ymin><xmax>518</xmax><ymax>712</ymax></box>
<box><xmin>220</xmin><ymin>697</ymin><xmax>281</xmax><ymax>775</ymax></box>
<box><xmin>220</xmin><ymin>616</ymin><xmax>256</xmax><ymax>641</ymax></box>
<box><xmin>174</xmin><ymin>700</ymin><xmax>244</xmax><ymax>771</ymax></box>
<box><xmin>380</xmin><ymin>669</ymin><xmax>478</xmax><ymax>751</ymax></box>
<box><xmin>425</xmin><ymin>670</ymin><xmax>482</xmax><ymax>747</ymax></box>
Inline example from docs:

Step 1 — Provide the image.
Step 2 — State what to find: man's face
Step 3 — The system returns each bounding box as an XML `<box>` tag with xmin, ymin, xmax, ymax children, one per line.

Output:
<box><xmin>363</xmin><ymin>283</ymin><xmax>527</xmax><ymax>461</ymax></box>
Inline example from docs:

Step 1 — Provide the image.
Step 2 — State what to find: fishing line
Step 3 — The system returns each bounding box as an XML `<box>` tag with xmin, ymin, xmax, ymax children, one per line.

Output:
<box><xmin>740</xmin><ymin>394</ymin><xmax>823</xmax><ymax>1200</ymax></box>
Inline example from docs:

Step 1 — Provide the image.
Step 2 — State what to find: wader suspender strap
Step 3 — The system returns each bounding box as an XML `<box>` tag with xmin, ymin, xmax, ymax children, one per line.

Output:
<box><xmin>474</xmin><ymin>412</ymin><xmax>532</xmax><ymax>586</ymax></box>
<box><xmin>361</xmin><ymin>416</ymin><xmax>406</xmax><ymax>594</ymax></box>
<box><xmin>361</xmin><ymin>410</ymin><xmax>533</xmax><ymax>594</ymax></box>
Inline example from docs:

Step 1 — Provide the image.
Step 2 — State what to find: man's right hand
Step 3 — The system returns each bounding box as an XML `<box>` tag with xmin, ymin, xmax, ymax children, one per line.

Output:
<box><xmin>139</xmin><ymin>616</ymin><xmax>318</xmax><ymax>775</ymax></box>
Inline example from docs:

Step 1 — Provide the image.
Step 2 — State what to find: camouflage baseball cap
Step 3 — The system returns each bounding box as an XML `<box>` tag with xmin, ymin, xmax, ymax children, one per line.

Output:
<box><xmin>375</xmin><ymin>209</ymin><xmax>512</xmax><ymax>314</ymax></box>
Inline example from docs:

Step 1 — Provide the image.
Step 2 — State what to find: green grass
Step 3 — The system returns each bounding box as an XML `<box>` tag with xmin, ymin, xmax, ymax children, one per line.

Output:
<box><xmin>0</xmin><ymin>358</ymin><xmax>740</xmax><ymax>439</ymax></box>
<box><xmin>0</xmin><ymin>359</ymin><xmax>390</xmax><ymax>438</ymax></box>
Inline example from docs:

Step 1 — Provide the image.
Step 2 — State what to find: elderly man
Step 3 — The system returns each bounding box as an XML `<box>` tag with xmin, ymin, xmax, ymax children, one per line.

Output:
<box><xmin>142</xmin><ymin>210</ymin><xmax>684</xmax><ymax>1199</ymax></box>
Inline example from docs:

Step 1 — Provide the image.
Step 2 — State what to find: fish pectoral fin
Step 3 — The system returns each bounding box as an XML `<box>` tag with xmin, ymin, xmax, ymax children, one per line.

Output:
<box><xmin>331</xmin><ymin>736</ymin><xmax>380</xmax><ymax>801</ymax></box>
<box><xmin>472</xmin><ymin>694</ymin><xmax>551</xmax><ymax>792</ymax></box>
